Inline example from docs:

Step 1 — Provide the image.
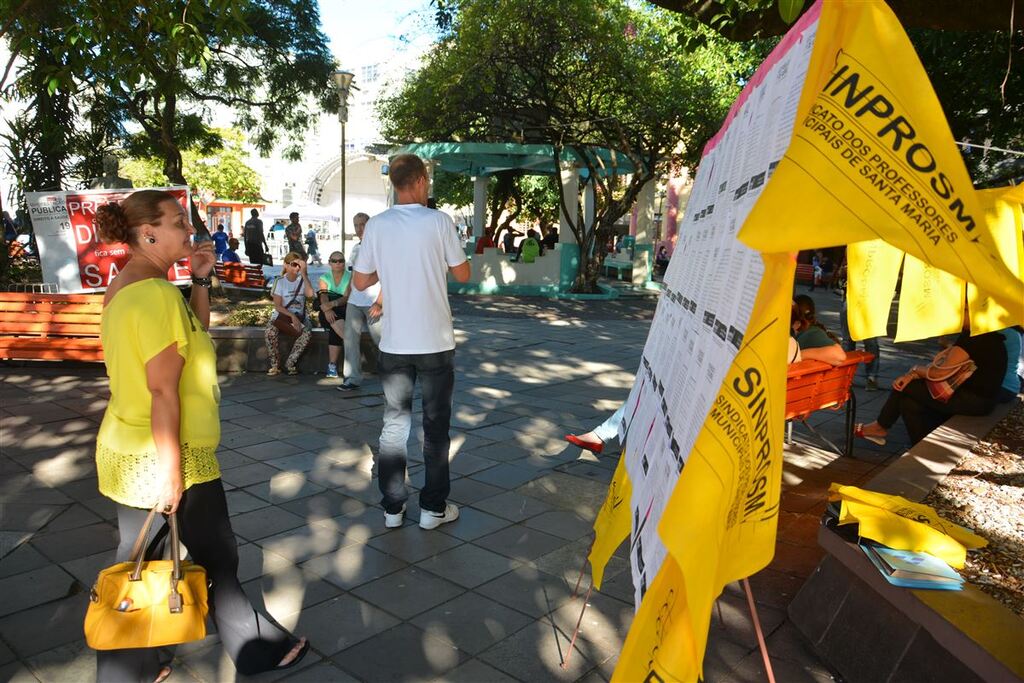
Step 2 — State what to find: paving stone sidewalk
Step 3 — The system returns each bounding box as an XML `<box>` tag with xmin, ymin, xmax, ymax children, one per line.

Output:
<box><xmin>0</xmin><ymin>288</ymin><xmax>938</xmax><ymax>682</ymax></box>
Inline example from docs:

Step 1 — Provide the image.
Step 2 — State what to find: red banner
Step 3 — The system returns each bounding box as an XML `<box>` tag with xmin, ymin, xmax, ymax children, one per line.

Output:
<box><xmin>65</xmin><ymin>187</ymin><xmax>192</xmax><ymax>289</ymax></box>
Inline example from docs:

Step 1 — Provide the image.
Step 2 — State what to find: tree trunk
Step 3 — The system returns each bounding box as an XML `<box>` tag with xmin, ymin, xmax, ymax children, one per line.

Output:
<box><xmin>156</xmin><ymin>95</ymin><xmax>209</xmax><ymax>237</ymax></box>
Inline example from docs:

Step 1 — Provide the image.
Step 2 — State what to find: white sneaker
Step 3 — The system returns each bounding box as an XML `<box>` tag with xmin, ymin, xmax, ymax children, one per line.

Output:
<box><xmin>384</xmin><ymin>504</ymin><xmax>406</xmax><ymax>528</ymax></box>
<box><xmin>419</xmin><ymin>503</ymin><xmax>459</xmax><ymax>530</ymax></box>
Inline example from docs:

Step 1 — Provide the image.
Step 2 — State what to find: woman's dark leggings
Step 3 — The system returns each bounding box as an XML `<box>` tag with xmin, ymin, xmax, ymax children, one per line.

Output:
<box><xmin>96</xmin><ymin>479</ymin><xmax>294</xmax><ymax>682</ymax></box>
<box><xmin>876</xmin><ymin>379</ymin><xmax>994</xmax><ymax>445</ymax></box>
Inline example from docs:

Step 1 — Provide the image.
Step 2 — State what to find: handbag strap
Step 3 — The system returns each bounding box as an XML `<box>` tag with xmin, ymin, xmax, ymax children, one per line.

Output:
<box><xmin>127</xmin><ymin>507</ymin><xmax>160</xmax><ymax>579</ymax></box>
<box><xmin>169</xmin><ymin>513</ymin><xmax>183</xmax><ymax>581</ymax></box>
<box><xmin>128</xmin><ymin>507</ymin><xmax>183</xmax><ymax>584</ymax></box>
<box><xmin>127</xmin><ymin>507</ymin><xmax>186</xmax><ymax>613</ymax></box>
<box><xmin>281</xmin><ymin>276</ymin><xmax>304</xmax><ymax>317</ymax></box>
<box><xmin>924</xmin><ymin>347</ymin><xmax>975</xmax><ymax>382</ymax></box>
<box><xmin>167</xmin><ymin>513</ymin><xmax>184</xmax><ymax>613</ymax></box>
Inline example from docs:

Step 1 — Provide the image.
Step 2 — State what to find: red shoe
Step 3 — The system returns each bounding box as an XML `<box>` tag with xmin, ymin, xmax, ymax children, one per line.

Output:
<box><xmin>854</xmin><ymin>423</ymin><xmax>886</xmax><ymax>446</ymax></box>
<box><xmin>565</xmin><ymin>434</ymin><xmax>604</xmax><ymax>454</ymax></box>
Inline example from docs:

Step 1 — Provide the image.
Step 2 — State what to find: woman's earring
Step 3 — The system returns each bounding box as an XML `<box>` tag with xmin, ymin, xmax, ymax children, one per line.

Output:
<box><xmin>146</xmin><ymin>236</ymin><xmax>156</xmax><ymax>244</ymax></box>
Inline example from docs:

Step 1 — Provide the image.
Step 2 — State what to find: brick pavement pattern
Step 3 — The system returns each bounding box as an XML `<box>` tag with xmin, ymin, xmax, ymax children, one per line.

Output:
<box><xmin>0</xmin><ymin>288</ymin><xmax>933</xmax><ymax>682</ymax></box>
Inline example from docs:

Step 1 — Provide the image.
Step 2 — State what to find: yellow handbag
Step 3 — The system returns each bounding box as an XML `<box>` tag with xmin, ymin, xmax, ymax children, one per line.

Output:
<box><xmin>85</xmin><ymin>508</ymin><xmax>209</xmax><ymax>650</ymax></box>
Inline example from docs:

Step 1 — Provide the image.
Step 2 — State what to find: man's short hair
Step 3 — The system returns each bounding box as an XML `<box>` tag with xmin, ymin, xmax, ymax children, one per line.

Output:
<box><xmin>389</xmin><ymin>154</ymin><xmax>427</xmax><ymax>190</ymax></box>
<box><xmin>250</xmin><ymin>209</ymin><xmax>259</xmax><ymax>217</ymax></box>
<box><xmin>353</xmin><ymin>212</ymin><xmax>370</xmax><ymax>224</ymax></box>
<box><xmin>289</xmin><ymin>212</ymin><xmax>299</xmax><ymax>220</ymax></box>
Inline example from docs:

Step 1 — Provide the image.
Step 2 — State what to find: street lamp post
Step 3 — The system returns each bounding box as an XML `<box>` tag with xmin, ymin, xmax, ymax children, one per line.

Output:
<box><xmin>333</xmin><ymin>70</ymin><xmax>355</xmax><ymax>256</ymax></box>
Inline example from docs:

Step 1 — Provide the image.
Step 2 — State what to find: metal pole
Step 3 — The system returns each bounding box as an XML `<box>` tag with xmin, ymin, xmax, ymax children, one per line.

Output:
<box><xmin>742</xmin><ymin>578</ymin><xmax>777</xmax><ymax>683</ymax></box>
<box><xmin>340</xmin><ymin>113</ymin><xmax>346</xmax><ymax>256</ymax></box>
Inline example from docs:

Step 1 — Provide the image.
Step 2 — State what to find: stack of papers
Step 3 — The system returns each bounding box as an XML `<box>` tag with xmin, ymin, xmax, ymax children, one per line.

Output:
<box><xmin>860</xmin><ymin>541</ymin><xmax>964</xmax><ymax>591</ymax></box>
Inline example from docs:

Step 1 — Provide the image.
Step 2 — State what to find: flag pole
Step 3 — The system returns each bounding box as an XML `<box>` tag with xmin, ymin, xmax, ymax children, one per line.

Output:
<box><xmin>742</xmin><ymin>577</ymin><xmax>776</xmax><ymax>683</ymax></box>
<box><xmin>560</xmin><ymin>579</ymin><xmax>594</xmax><ymax>670</ymax></box>
<box><xmin>570</xmin><ymin>537</ymin><xmax>595</xmax><ymax>599</ymax></box>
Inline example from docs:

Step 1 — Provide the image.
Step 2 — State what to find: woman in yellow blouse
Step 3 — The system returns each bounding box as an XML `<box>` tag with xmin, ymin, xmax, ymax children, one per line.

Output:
<box><xmin>93</xmin><ymin>191</ymin><xmax>307</xmax><ymax>682</ymax></box>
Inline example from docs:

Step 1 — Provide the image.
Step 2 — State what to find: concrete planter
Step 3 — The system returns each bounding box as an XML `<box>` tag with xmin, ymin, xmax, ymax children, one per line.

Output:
<box><xmin>788</xmin><ymin>403</ymin><xmax>1024</xmax><ymax>683</ymax></box>
<box><xmin>208</xmin><ymin>326</ymin><xmax>378</xmax><ymax>376</ymax></box>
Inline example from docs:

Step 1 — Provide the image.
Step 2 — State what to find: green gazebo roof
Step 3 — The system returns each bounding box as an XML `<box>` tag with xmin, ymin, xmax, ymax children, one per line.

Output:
<box><xmin>393</xmin><ymin>142</ymin><xmax>640</xmax><ymax>178</ymax></box>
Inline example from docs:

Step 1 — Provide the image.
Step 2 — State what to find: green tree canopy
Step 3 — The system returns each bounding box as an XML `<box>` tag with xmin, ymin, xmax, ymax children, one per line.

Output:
<box><xmin>910</xmin><ymin>28</ymin><xmax>1024</xmax><ymax>185</ymax></box>
<box><xmin>383</xmin><ymin>0</ymin><xmax>768</xmax><ymax>291</ymax></box>
<box><xmin>1</xmin><ymin>0</ymin><xmax>336</xmax><ymax>233</ymax></box>
<box><xmin>120</xmin><ymin>129</ymin><xmax>264</xmax><ymax>203</ymax></box>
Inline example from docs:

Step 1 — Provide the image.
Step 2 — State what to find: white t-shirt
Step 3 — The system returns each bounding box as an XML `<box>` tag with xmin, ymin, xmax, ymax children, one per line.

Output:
<box><xmin>354</xmin><ymin>204</ymin><xmax>467</xmax><ymax>354</ymax></box>
<box><xmin>271</xmin><ymin>275</ymin><xmax>307</xmax><ymax>318</ymax></box>
<box><xmin>346</xmin><ymin>241</ymin><xmax>381</xmax><ymax>307</ymax></box>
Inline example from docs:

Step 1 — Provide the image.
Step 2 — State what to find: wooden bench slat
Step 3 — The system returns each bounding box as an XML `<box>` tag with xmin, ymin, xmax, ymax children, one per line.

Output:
<box><xmin>0</xmin><ymin>301</ymin><xmax>103</xmax><ymax>314</ymax></box>
<box><xmin>0</xmin><ymin>312</ymin><xmax>102</xmax><ymax>325</ymax></box>
<box><xmin>0</xmin><ymin>346</ymin><xmax>104</xmax><ymax>361</ymax></box>
<box><xmin>0</xmin><ymin>338</ymin><xmax>104</xmax><ymax>361</ymax></box>
<box><xmin>0</xmin><ymin>322</ymin><xmax>102</xmax><ymax>336</ymax></box>
<box><xmin>0</xmin><ymin>337</ymin><xmax>103</xmax><ymax>348</ymax></box>
<box><xmin>0</xmin><ymin>292</ymin><xmax>101</xmax><ymax>304</ymax></box>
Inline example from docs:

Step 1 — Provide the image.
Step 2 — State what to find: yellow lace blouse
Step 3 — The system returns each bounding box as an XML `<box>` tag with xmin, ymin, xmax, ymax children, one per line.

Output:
<box><xmin>96</xmin><ymin>279</ymin><xmax>221</xmax><ymax>508</ymax></box>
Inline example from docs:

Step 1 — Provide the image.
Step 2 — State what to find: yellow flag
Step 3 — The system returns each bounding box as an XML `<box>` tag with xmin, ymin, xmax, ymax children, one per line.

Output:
<box><xmin>845</xmin><ymin>239</ymin><xmax>903</xmax><ymax>340</ymax></box>
<box><xmin>588</xmin><ymin>452</ymin><xmax>632</xmax><ymax>589</ymax></box>
<box><xmin>829</xmin><ymin>483</ymin><xmax>986</xmax><ymax>568</ymax></box>
<box><xmin>739</xmin><ymin>0</ymin><xmax>1024</xmax><ymax>317</ymax></box>
<box><xmin>895</xmin><ymin>255</ymin><xmax>964</xmax><ymax>342</ymax></box>
<box><xmin>613</xmin><ymin>253</ymin><xmax>793</xmax><ymax>682</ymax></box>
<box><xmin>969</xmin><ymin>186</ymin><xmax>1024</xmax><ymax>333</ymax></box>
<box><xmin>839</xmin><ymin>500</ymin><xmax>969</xmax><ymax>568</ymax></box>
<box><xmin>613</xmin><ymin>555</ymin><xmax>700</xmax><ymax>683</ymax></box>
<box><xmin>848</xmin><ymin>186</ymin><xmax>1024</xmax><ymax>342</ymax></box>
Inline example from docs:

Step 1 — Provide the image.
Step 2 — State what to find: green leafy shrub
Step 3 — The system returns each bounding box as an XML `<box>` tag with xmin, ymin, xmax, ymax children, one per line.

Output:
<box><xmin>225</xmin><ymin>302</ymin><xmax>274</xmax><ymax>327</ymax></box>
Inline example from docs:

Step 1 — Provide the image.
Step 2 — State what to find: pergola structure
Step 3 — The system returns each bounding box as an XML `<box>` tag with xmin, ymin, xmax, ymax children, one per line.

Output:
<box><xmin>394</xmin><ymin>142</ymin><xmax>657</xmax><ymax>294</ymax></box>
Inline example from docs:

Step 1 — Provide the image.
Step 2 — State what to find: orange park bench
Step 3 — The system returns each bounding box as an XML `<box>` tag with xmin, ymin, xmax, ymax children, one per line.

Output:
<box><xmin>785</xmin><ymin>350</ymin><xmax>875</xmax><ymax>456</ymax></box>
<box><xmin>0</xmin><ymin>291</ymin><xmax>104</xmax><ymax>362</ymax></box>
<box><xmin>214</xmin><ymin>262</ymin><xmax>267</xmax><ymax>290</ymax></box>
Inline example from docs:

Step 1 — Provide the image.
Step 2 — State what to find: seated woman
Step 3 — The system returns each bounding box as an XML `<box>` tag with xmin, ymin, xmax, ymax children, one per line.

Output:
<box><xmin>857</xmin><ymin>323</ymin><xmax>1007</xmax><ymax>446</ymax></box>
<box><xmin>317</xmin><ymin>250</ymin><xmax>350</xmax><ymax>379</ymax></box>
<box><xmin>792</xmin><ymin>295</ymin><xmax>846</xmax><ymax>365</ymax></box>
<box><xmin>265</xmin><ymin>252</ymin><xmax>315</xmax><ymax>376</ymax></box>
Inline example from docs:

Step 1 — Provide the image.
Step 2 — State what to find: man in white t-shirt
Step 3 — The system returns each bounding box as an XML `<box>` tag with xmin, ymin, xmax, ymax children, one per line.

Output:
<box><xmin>338</xmin><ymin>212</ymin><xmax>382</xmax><ymax>391</ymax></box>
<box><xmin>353</xmin><ymin>154</ymin><xmax>471</xmax><ymax>530</ymax></box>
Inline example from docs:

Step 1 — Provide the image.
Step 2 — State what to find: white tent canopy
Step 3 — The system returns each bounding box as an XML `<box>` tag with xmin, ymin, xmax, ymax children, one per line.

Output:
<box><xmin>262</xmin><ymin>202</ymin><xmax>338</xmax><ymax>222</ymax></box>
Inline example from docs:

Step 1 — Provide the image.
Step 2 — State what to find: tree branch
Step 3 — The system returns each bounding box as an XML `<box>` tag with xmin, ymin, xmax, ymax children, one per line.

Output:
<box><xmin>648</xmin><ymin>0</ymin><xmax>1020</xmax><ymax>39</ymax></box>
<box><xmin>0</xmin><ymin>0</ymin><xmax>37</xmax><ymax>41</ymax></box>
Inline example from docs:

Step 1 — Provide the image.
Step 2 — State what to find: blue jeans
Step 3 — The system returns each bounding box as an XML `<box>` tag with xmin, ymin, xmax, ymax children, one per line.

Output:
<box><xmin>378</xmin><ymin>350</ymin><xmax>456</xmax><ymax>514</ymax></box>
<box><xmin>593</xmin><ymin>404</ymin><xmax>625</xmax><ymax>444</ymax></box>
<box><xmin>840</xmin><ymin>300</ymin><xmax>880</xmax><ymax>379</ymax></box>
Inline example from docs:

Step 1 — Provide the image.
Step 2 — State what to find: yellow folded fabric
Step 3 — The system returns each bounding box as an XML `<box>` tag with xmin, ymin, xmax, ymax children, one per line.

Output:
<box><xmin>828</xmin><ymin>483</ymin><xmax>986</xmax><ymax>569</ymax></box>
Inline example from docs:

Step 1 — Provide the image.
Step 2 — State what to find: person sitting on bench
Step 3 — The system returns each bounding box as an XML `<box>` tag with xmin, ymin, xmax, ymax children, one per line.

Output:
<box><xmin>857</xmin><ymin>320</ymin><xmax>1007</xmax><ymax>447</ymax></box>
<box><xmin>792</xmin><ymin>295</ymin><xmax>845</xmax><ymax>365</ymax></box>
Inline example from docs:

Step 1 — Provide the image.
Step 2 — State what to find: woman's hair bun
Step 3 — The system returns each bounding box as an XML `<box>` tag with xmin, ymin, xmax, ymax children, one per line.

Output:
<box><xmin>94</xmin><ymin>203</ymin><xmax>131</xmax><ymax>244</ymax></box>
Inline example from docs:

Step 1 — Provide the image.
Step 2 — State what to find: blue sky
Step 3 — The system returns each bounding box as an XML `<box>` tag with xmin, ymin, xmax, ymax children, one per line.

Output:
<box><xmin>318</xmin><ymin>0</ymin><xmax>438</xmax><ymax>68</ymax></box>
